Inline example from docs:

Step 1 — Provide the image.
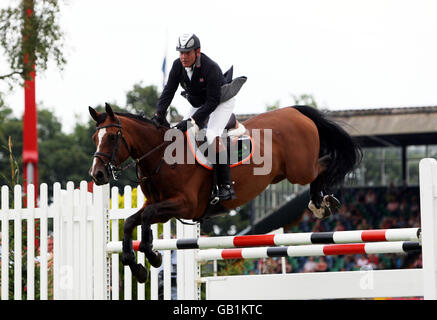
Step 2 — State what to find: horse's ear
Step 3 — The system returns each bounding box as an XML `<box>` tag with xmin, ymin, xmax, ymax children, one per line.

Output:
<box><xmin>89</xmin><ymin>106</ymin><xmax>99</xmax><ymax>122</ymax></box>
<box><xmin>105</xmin><ymin>102</ymin><xmax>115</xmax><ymax>120</ymax></box>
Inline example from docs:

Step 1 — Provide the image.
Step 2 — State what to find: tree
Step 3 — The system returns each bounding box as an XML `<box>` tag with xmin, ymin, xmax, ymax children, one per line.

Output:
<box><xmin>126</xmin><ymin>82</ymin><xmax>181</xmax><ymax>121</ymax></box>
<box><xmin>37</xmin><ymin>108</ymin><xmax>87</xmax><ymax>190</ymax></box>
<box><xmin>0</xmin><ymin>86</ymin><xmax>173</xmax><ymax>194</ymax></box>
<box><xmin>0</xmin><ymin>0</ymin><xmax>66</xmax><ymax>88</ymax></box>
<box><xmin>266</xmin><ymin>100</ymin><xmax>281</xmax><ymax>112</ymax></box>
<box><xmin>0</xmin><ymin>104</ymin><xmax>23</xmax><ymax>187</ymax></box>
<box><xmin>290</xmin><ymin>93</ymin><xmax>319</xmax><ymax>108</ymax></box>
<box><xmin>265</xmin><ymin>94</ymin><xmax>319</xmax><ymax>111</ymax></box>
<box><xmin>126</xmin><ymin>83</ymin><xmax>159</xmax><ymax>118</ymax></box>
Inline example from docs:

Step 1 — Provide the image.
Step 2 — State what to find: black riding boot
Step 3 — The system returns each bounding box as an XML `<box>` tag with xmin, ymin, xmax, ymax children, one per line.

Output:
<box><xmin>215</xmin><ymin>162</ymin><xmax>236</xmax><ymax>201</ymax></box>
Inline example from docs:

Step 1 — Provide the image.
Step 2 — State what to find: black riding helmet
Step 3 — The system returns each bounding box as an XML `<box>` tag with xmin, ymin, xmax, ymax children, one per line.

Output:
<box><xmin>176</xmin><ymin>33</ymin><xmax>200</xmax><ymax>52</ymax></box>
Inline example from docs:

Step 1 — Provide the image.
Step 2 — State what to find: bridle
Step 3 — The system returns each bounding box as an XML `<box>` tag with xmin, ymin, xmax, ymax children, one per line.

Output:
<box><xmin>93</xmin><ymin>117</ymin><xmax>168</xmax><ymax>181</ymax></box>
<box><xmin>93</xmin><ymin>117</ymin><xmax>131</xmax><ymax>180</ymax></box>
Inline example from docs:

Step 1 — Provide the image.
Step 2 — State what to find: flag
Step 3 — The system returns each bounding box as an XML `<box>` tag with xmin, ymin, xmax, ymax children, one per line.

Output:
<box><xmin>162</xmin><ymin>55</ymin><xmax>167</xmax><ymax>89</ymax></box>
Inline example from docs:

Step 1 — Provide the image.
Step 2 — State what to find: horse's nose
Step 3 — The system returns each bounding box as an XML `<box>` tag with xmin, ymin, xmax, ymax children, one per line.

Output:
<box><xmin>96</xmin><ymin>170</ymin><xmax>104</xmax><ymax>181</ymax></box>
<box><xmin>92</xmin><ymin>169</ymin><xmax>108</xmax><ymax>185</ymax></box>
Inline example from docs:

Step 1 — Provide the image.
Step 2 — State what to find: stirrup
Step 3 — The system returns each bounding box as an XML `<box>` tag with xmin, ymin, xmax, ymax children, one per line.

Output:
<box><xmin>217</xmin><ymin>184</ymin><xmax>236</xmax><ymax>201</ymax></box>
<box><xmin>210</xmin><ymin>185</ymin><xmax>220</xmax><ymax>205</ymax></box>
<box><xmin>210</xmin><ymin>196</ymin><xmax>220</xmax><ymax>205</ymax></box>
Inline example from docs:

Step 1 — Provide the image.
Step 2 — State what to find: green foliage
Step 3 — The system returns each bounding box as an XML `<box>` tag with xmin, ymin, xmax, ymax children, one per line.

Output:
<box><xmin>213</xmin><ymin>259</ymin><xmax>254</xmax><ymax>277</ymax></box>
<box><xmin>125</xmin><ymin>82</ymin><xmax>180</xmax><ymax>121</ymax></box>
<box><xmin>265</xmin><ymin>94</ymin><xmax>319</xmax><ymax>111</ymax></box>
<box><xmin>290</xmin><ymin>93</ymin><xmax>318</xmax><ymax>108</ymax></box>
<box><xmin>116</xmin><ymin>187</ymin><xmax>138</xmax><ymax>209</ymax></box>
<box><xmin>0</xmin><ymin>0</ymin><xmax>66</xmax><ymax>86</ymax></box>
<box><xmin>0</xmin><ymin>105</ymin><xmax>23</xmax><ymax>187</ymax></box>
<box><xmin>266</xmin><ymin>100</ymin><xmax>280</xmax><ymax>112</ymax></box>
<box><xmin>0</xmin><ymin>136</ymin><xmax>21</xmax><ymax>188</ymax></box>
<box><xmin>126</xmin><ymin>82</ymin><xmax>159</xmax><ymax>118</ymax></box>
<box><xmin>0</xmin><ymin>84</ymin><xmax>168</xmax><ymax>192</ymax></box>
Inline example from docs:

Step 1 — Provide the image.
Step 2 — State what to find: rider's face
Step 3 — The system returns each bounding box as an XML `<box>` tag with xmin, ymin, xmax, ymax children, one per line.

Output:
<box><xmin>179</xmin><ymin>49</ymin><xmax>198</xmax><ymax>67</ymax></box>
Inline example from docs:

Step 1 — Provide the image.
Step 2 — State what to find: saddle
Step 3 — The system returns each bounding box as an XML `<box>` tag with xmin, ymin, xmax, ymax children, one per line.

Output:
<box><xmin>186</xmin><ymin>118</ymin><xmax>254</xmax><ymax>171</ymax></box>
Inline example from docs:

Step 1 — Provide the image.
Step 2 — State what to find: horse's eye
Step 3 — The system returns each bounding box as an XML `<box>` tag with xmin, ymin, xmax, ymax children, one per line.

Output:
<box><xmin>109</xmin><ymin>134</ymin><xmax>116</xmax><ymax>141</ymax></box>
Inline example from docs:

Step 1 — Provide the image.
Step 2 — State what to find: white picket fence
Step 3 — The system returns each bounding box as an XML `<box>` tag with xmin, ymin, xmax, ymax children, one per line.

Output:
<box><xmin>0</xmin><ymin>180</ymin><xmax>187</xmax><ymax>300</ymax></box>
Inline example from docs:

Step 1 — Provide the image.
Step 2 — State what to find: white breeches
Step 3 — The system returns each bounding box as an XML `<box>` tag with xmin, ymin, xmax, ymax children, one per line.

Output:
<box><xmin>184</xmin><ymin>97</ymin><xmax>236</xmax><ymax>145</ymax></box>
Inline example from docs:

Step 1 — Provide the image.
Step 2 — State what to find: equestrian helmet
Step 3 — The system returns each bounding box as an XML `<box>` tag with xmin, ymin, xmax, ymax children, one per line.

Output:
<box><xmin>176</xmin><ymin>33</ymin><xmax>200</xmax><ymax>52</ymax></box>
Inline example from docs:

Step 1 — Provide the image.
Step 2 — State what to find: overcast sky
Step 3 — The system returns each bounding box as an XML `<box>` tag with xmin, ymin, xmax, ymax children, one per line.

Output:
<box><xmin>1</xmin><ymin>0</ymin><xmax>437</xmax><ymax>133</ymax></box>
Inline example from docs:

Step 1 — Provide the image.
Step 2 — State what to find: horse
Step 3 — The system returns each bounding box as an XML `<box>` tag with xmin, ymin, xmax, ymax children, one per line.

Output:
<box><xmin>88</xmin><ymin>103</ymin><xmax>362</xmax><ymax>283</ymax></box>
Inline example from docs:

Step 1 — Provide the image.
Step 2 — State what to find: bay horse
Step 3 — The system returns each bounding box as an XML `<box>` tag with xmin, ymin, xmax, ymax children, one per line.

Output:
<box><xmin>88</xmin><ymin>103</ymin><xmax>361</xmax><ymax>283</ymax></box>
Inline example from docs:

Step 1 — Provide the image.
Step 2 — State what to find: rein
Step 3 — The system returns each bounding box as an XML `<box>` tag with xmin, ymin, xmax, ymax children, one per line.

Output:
<box><xmin>93</xmin><ymin>117</ymin><xmax>169</xmax><ymax>181</ymax></box>
<box><xmin>117</xmin><ymin>141</ymin><xmax>168</xmax><ymax>179</ymax></box>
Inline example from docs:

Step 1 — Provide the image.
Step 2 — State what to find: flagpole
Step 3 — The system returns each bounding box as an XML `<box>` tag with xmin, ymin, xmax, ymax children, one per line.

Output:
<box><xmin>162</xmin><ymin>28</ymin><xmax>168</xmax><ymax>90</ymax></box>
<box><xmin>162</xmin><ymin>28</ymin><xmax>169</xmax><ymax>122</ymax></box>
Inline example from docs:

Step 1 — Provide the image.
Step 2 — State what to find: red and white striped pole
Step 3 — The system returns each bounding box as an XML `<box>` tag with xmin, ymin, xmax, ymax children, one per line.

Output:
<box><xmin>196</xmin><ymin>241</ymin><xmax>421</xmax><ymax>261</ymax></box>
<box><xmin>106</xmin><ymin>227</ymin><xmax>421</xmax><ymax>253</ymax></box>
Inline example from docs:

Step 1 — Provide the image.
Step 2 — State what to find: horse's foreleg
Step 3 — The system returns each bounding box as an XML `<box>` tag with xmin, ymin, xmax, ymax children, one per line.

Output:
<box><xmin>138</xmin><ymin>198</ymin><xmax>187</xmax><ymax>269</ymax></box>
<box><xmin>138</xmin><ymin>205</ymin><xmax>162</xmax><ymax>268</ymax></box>
<box><xmin>121</xmin><ymin>208</ymin><xmax>149</xmax><ymax>283</ymax></box>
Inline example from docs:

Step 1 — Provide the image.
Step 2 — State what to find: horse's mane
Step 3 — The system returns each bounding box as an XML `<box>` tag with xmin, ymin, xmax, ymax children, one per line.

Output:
<box><xmin>95</xmin><ymin>111</ymin><xmax>154</xmax><ymax>126</ymax></box>
<box><xmin>115</xmin><ymin>112</ymin><xmax>154</xmax><ymax>125</ymax></box>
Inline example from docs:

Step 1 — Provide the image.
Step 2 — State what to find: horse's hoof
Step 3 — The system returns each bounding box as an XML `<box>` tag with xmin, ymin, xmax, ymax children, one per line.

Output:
<box><xmin>309</xmin><ymin>200</ymin><xmax>332</xmax><ymax>219</ymax></box>
<box><xmin>147</xmin><ymin>250</ymin><xmax>162</xmax><ymax>268</ymax></box>
<box><xmin>323</xmin><ymin>195</ymin><xmax>341</xmax><ymax>210</ymax></box>
<box><xmin>130</xmin><ymin>263</ymin><xmax>149</xmax><ymax>283</ymax></box>
<box><xmin>121</xmin><ymin>250</ymin><xmax>136</xmax><ymax>266</ymax></box>
<box><xmin>321</xmin><ymin>207</ymin><xmax>332</xmax><ymax>219</ymax></box>
<box><xmin>308</xmin><ymin>201</ymin><xmax>325</xmax><ymax>219</ymax></box>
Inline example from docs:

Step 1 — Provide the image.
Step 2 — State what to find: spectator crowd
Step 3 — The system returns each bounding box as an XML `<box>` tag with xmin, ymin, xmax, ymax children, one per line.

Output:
<box><xmin>236</xmin><ymin>185</ymin><xmax>422</xmax><ymax>275</ymax></box>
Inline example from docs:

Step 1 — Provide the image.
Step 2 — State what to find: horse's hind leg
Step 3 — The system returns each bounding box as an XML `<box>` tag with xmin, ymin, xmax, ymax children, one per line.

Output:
<box><xmin>308</xmin><ymin>175</ymin><xmax>330</xmax><ymax>219</ymax></box>
<box><xmin>308</xmin><ymin>157</ymin><xmax>341</xmax><ymax>219</ymax></box>
<box><xmin>317</xmin><ymin>155</ymin><xmax>341</xmax><ymax>211</ymax></box>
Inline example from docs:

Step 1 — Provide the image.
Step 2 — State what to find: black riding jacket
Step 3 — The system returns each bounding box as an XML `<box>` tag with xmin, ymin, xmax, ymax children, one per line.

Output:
<box><xmin>156</xmin><ymin>53</ymin><xmax>225</xmax><ymax>126</ymax></box>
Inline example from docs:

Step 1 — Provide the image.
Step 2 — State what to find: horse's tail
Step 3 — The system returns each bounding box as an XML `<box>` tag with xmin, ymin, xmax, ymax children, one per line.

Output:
<box><xmin>292</xmin><ymin>105</ymin><xmax>362</xmax><ymax>188</ymax></box>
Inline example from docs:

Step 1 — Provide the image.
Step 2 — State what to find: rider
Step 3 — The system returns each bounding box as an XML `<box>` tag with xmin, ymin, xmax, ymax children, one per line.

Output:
<box><xmin>152</xmin><ymin>33</ymin><xmax>239</xmax><ymax>201</ymax></box>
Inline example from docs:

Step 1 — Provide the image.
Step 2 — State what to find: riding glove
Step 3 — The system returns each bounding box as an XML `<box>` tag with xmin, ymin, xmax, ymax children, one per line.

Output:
<box><xmin>175</xmin><ymin>119</ymin><xmax>189</xmax><ymax>132</ymax></box>
<box><xmin>151</xmin><ymin>114</ymin><xmax>170</xmax><ymax>127</ymax></box>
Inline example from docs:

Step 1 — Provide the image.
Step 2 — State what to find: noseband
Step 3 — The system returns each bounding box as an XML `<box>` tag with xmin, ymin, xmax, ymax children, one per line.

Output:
<box><xmin>93</xmin><ymin>117</ymin><xmax>131</xmax><ymax>180</ymax></box>
<box><xmin>93</xmin><ymin>117</ymin><xmax>169</xmax><ymax>181</ymax></box>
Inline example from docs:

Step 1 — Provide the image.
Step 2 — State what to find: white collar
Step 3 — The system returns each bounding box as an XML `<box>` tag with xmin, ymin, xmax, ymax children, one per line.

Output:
<box><xmin>185</xmin><ymin>66</ymin><xmax>194</xmax><ymax>80</ymax></box>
